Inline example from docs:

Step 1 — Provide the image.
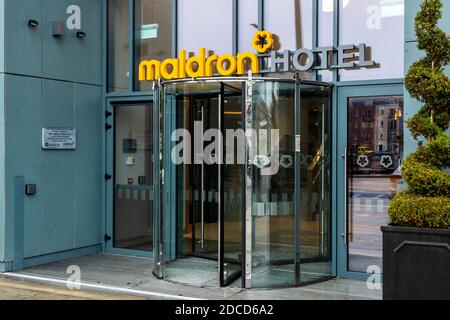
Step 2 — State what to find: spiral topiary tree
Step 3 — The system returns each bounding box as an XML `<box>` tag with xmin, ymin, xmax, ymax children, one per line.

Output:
<box><xmin>388</xmin><ymin>0</ymin><xmax>450</xmax><ymax>229</ymax></box>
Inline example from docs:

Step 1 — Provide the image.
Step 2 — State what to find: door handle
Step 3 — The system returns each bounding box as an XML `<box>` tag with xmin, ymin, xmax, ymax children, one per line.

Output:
<box><xmin>342</xmin><ymin>147</ymin><xmax>348</xmax><ymax>246</ymax></box>
<box><xmin>200</xmin><ymin>106</ymin><xmax>205</xmax><ymax>248</ymax></box>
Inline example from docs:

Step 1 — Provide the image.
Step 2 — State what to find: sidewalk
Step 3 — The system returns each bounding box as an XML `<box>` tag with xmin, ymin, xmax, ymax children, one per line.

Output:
<box><xmin>0</xmin><ymin>277</ymin><xmax>145</xmax><ymax>300</ymax></box>
<box><xmin>2</xmin><ymin>253</ymin><xmax>381</xmax><ymax>300</ymax></box>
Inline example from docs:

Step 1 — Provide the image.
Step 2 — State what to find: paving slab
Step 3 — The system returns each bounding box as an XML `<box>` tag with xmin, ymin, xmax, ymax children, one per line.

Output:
<box><xmin>9</xmin><ymin>253</ymin><xmax>381</xmax><ymax>300</ymax></box>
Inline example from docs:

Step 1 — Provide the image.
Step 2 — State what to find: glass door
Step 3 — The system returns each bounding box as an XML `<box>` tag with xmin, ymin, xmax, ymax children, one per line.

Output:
<box><xmin>159</xmin><ymin>80</ymin><xmax>244</xmax><ymax>286</ymax></box>
<box><xmin>337</xmin><ymin>85</ymin><xmax>404</xmax><ymax>279</ymax></box>
<box><xmin>243</xmin><ymin>79</ymin><xmax>300</xmax><ymax>288</ymax></box>
<box><xmin>113</xmin><ymin>104</ymin><xmax>154</xmax><ymax>253</ymax></box>
<box><xmin>191</xmin><ymin>95</ymin><xmax>220</xmax><ymax>259</ymax></box>
<box><xmin>106</xmin><ymin>96</ymin><xmax>154</xmax><ymax>259</ymax></box>
<box><xmin>153</xmin><ymin>78</ymin><xmax>333</xmax><ymax>288</ymax></box>
<box><xmin>219</xmin><ymin>83</ymin><xmax>245</xmax><ymax>286</ymax></box>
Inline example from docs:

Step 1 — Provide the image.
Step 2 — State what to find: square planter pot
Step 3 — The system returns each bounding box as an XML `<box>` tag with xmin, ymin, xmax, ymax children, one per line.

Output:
<box><xmin>381</xmin><ymin>225</ymin><xmax>450</xmax><ymax>300</ymax></box>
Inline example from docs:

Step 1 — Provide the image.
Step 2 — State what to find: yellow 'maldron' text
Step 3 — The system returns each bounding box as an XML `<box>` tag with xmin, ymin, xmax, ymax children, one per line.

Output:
<box><xmin>139</xmin><ymin>48</ymin><xmax>259</xmax><ymax>81</ymax></box>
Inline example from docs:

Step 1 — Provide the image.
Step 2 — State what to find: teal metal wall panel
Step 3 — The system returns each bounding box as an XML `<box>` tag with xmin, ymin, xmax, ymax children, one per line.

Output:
<box><xmin>43</xmin><ymin>79</ymin><xmax>74</xmax><ymax>125</ymax></box>
<box><xmin>75</xmin><ymin>0</ymin><xmax>102</xmax><ymax>86</ymax></box>
<box><xmin>41</xmin><ymin>79</ymin><xmax>75</xmax><ymax>254</ymax></box>
<box><xmin>405</xmin><ymin>0</ymin><xmax>421</xmax><ymax>43</ymax></box>
<box><xmin>0</xmin><ymin>0</ymin><xmax>5</xmax><ymax>73</ymax></box>
<box><xmin>42</xmin><ymin>0</ymin><xmax>75</xmax><ymax>82</ymax></box>
<box><xmin>404</xmin><ymin>41</ymin><xmax>423</xmax><ymax>157</ymax></box>
<box><xmin>4</xmin><ymin>0</ymin><xmax>42</xmax><ymax>77</ymax></box>
<box><xmin>404</xmin><ymin>2</ymin><xmax>450</xmax><ymax>157</ymax></box>
<box><xmin>405</xmin><ymin>0</ymin><xmax>450</xmax><ymax>42</ymax></box>
<box><xmin>0</xmin><ymin>0</ymin><xmax>102</xmax><ymax>267</ymax></box>
<box><xmin>4</xmin><ymin>75</ymin><xmax>43</xmax><ymax>258</ymax></box>
<box><xmin>74</xmin><ymin>84</ymin><xmax>103</xmax><ymax>247</ymax></box>
<box><xmin>0</xmin><ymin>74</ymin><xmax>5</xmax><ymax>262</ymax></box>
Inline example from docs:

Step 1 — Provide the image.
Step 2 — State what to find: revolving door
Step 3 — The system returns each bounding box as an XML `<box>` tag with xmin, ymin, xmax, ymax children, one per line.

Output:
<box><xmin>153</xmin><ymin>77</ymin><xmax>333</xmax><ymax>288</ymax></box>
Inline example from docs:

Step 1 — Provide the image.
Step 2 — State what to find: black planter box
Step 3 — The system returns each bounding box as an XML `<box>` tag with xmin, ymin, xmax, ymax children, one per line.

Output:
<box><xmin>381</xmin><ymin>225</ymin><xmax>450</xmax><ymax>300</ymax></box>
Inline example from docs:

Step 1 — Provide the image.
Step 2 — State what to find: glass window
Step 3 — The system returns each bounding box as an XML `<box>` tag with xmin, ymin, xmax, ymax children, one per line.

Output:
<box><xmin>114</xmin><ymin>104</ymin><xmax>154</xmax><ymax>252</ymax></box>
<box><xmin>264</xmin><ymin>0</ymin><xmax>313</xmax><ymax>50</ymax></box>
<box><xmin>250</xmin><ymin>81</ymin><xmax>333</xmax><ymax>287</ymax></box>
<box><xmin>264</xmin><ymin>0</ymin><xmax>314</xmax><ymax>79</ymax></box>
<box><xmin>318</xmin><ymin>0</ymin><xmax>334</xmax><ymax>82</ymax></box>
<box><xmin>347</xmin><ymin>96</ymin><xmax>404</xmax><ymax>273</ymax></box>
<box><xmin>108</xmin><ymin>0</ymin><xmax>130</xmax><ymax>92</ymax></box>
<box><xmin>339</xmin><ymin>0</ymin><xmax>405</xmax><ymax>81</ymax></box>
<box><xmin>251</xmin><ymin>81</ymin><xmax>297</xmax><ymax>287</ymax></box>
<box><xmin>238</xmin><ymin>0</ymin><xmax>259</xmax><ymax>53</ymax></box>
<box><xmin>299</xmin><ymin>84</ymin><xmax>333</xmax><ymax>284</ymax></box>
<box><xmin>178</xmin><ymin>0</ymin><xmax>233</xmax><ymax>56</ymax></box>
<box><xmin>135</xmin><ymin>0</ymin><xmax>173</xmax><ymax>91</ymax></box>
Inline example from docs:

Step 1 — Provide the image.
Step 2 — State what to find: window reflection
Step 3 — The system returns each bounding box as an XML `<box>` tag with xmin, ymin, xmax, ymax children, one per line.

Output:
<box><xmin>178</xmin><ymin>0</ymin><xmax>233</xmax><ymax>56</ymax></box>
<box><xmin>264</xmin><ymin>0</ymin><xmax>314</xmax><ymax>79</ymax></box>
<box><xmin>339</xmin><ymin>0</ymin><xmax>405</xmax><ymax>80</ymax></box>
<box><xmin>238</xmin><ymin>0</ymin><xmax>259</xmax><ymax>53</ymax></box>
<box><xmin>318</xmin><ymin>0</ymin><xmax>334</xmax><ymax>82</ymax></box>
<box><xmin>299</xmin><ymin>85</ymin><xmax>332</xmax><ymax>284</ymax></box>
<box><xmin>347</xmin><ymin>96</ymin><xmax>404</xmax><ymax>273</ymax></box>
<box><xmin>250</xmin><ymin>82</ymin><xmax>332</xmax><ymax>287</ymax></box>
<box><xmin>135</xmin><ymin>0</ymin><xmax>173</xmax><ymax>91</ymax></box>
<box><xmin>108</xmin><ymin>0</ymin><xmax>129</xmax><ymax>92</ymax></box>
<box><xmin>264</xmin><ymin>0</ymin><xmax>313</xmax><ymax>50</ymax></box>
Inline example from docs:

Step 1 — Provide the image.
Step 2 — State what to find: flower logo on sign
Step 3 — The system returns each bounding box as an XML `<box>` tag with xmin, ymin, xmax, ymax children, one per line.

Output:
<box><xmin>254</xmin><ymin>155</ymin><xmax>271</xmax><ymax>169</ymax></box>
<box><xmin>357</xmin><ymin>155</ymin><xmax>370</xmax><ymax>168</ymax></box>
<box><xmin>380</xmin><ymin>155</ymin><xmax>393</xmax><ymax>169</ymax></box>
<box><xmin>280</xmin><ymin>155</ymin><xmax>294</xmax><ymax>169</ymax></box>
<box><xmin>252</xmin><ymin>30</ymin><xmax>274</xmax><ymax>54</ymax></box>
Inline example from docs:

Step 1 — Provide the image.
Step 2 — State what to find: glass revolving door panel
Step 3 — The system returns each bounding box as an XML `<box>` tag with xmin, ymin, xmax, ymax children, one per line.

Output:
<box><xmin>159</xmin><ymin>80</ymin><xmax>244</xmax><ymax>287</ymax></box>
<box><xmin>153</xmin><ymin>77</ymin><xmax>333</xmax><ymax>288</ymax></box>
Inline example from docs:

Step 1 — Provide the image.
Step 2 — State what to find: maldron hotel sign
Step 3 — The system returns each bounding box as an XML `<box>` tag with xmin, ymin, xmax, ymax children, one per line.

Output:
<box><xmin>139</xmin><ymin>30</ymin><xmax>377</xmax><ymax>81</ymax></box>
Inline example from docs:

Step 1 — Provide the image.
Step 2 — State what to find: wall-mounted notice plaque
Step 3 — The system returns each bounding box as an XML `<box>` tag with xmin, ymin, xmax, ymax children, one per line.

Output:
<box><xmin>42</xmin><ymin>128</ymin><xmax>77</xmax><ymax>150</ymax></box>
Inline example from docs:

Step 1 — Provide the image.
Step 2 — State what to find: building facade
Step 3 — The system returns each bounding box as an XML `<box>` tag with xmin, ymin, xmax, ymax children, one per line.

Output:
<box><xmin>0</xmin><ymin>0</ymin><xmax>446</xmax><ymax>288</ymax></box>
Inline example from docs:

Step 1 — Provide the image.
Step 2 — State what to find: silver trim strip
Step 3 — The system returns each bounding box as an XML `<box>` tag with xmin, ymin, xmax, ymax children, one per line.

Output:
<box><xmin>244</xmin><ymin>75</ymin><xmax>254</xmax><ymax>289</ymax></box>
<box><xmin>342</xmin><ymin>147</ymin><xmax>348</xmax><ymax>246</ymax></box>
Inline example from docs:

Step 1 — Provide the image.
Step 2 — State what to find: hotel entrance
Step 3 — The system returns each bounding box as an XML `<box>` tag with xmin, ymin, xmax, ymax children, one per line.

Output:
<box><xmin>152</xmin><ymin>77</ymin><xmax>333</xmax><ymax>288</ymax></box>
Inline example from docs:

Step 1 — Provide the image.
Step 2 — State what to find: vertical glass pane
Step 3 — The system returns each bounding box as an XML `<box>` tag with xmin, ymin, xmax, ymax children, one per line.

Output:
<box><xmin>162</xmin><ymin>82</ymin><xmax>244</xmax><ymax>286</ymax></box>
<box><xmin>178</xmin><ymin>0</ymin><xmax>233</xmax><ymax>56</ymax></box>
<box><xmin>264</xmin><ymin>0</ymin><xmax>313</xmax><ymax>50</ymax></box>
<box><xmin>318</xmin><ymin>0</ymin><xmax>334</xmax><ymax>82</ymax></box>
<box><xmin>339</xmin><ymin>0</ymin><xmax>405</xmax><ymax>81</ymax></box>
<box><xmin>238</xmin><ymin>0</ymin><xmax>259</xmax><ymax>52</ymax></box>
<box><xmin>192</xmin><ymin>96</ymin><xmax>219</xmax><ymax>257</ymax></box>
<box><xmin>264</xmin><ymin>0</ymin><xmax>313</xmax><ymax>79</ymax></box>
<box><xmin>222</xmin><ymin>91</ymin><xmax>244</xmax><ymax>284</ymax></box>
<box><xmin>347</xmin><ymin>96</ymin><xmax>404</xmax><ymax>273</ymax></box>
<box><xmin>299</xmin><ymin>84</ymin><xmax>333</xmax><ymax>284</ymax></box>
<box><xmin>251</xmin><ymin>81</ymin><xmax>296</xmax><ymax>288</ymax></box>
<box><xmin>114</xmin><ymin>105</ymin><xmax>153</xmax><ymax>252</ymax></box>
<box><xmin>135</xmin><ymin>0</ymin><xmax>173</xmax><ymax>91</ymax></box>
<box><xmin>108</xmin><ymin>0</ymin><xmax>129</xmax><ymax>92</ymax></box>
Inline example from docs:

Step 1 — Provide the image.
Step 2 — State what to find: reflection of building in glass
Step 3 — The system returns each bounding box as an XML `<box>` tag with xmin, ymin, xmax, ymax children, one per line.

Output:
<box><xmin>348</xmin><ymin>96</ymin><xmax>403</xmax><ymax>174</ymax></box>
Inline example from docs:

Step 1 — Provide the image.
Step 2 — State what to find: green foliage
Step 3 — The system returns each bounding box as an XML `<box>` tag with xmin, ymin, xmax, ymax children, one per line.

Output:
<box><xmin>388</xmin><ymin>0</ymin><xmax>450</xmax><ymax>229</ymax></box>
<box><xmin>401</xmin><ymin>155</ymin><xmax>450</xmax><ymax>197</ymax></box>
<box><xmin>389</xmin><ymin>192</ymin><xmax>450</xmax><ymax>229</ymax></box>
